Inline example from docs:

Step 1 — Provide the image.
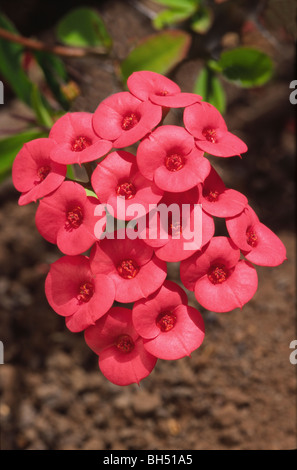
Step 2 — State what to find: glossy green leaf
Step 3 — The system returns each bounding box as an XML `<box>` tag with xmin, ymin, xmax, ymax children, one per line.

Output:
<box><xmin>56</xmin><ymin>7</ymin><xmax>112</xmax><ymax>49</ymax></box>
<box><xmin>0</xmin><ymin>14</ymin><xmax>34</xmax><ymax>105</ymax></box>
<box><xmin>217</xmin><ymin>47</ymin><xmax>274</xmax><ymax>88</ymax></box>
<box><xmin>0</xmin><ymin>129</ymin><xmax>48</xmax><ymax>181</ymax></box>
<box><xmin>194</xmin><ymin>67</ymin><xmax>226</xmax><ymax>114</ymax></box>
<box><xmin>120</xmin><ymin>31</ymin><xmax>191</xmax><ymax>83</ymax></box>
<box><xmin>190</xmin><ymin>7</ymin><xmax>213</xmax><ymax>34</ymax></box>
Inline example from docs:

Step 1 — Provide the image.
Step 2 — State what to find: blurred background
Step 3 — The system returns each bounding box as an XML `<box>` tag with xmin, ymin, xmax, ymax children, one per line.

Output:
<box><xmin>0</xmin><ymin>0</ymin><xmax>296</xmax><ymax>450</ymax></box>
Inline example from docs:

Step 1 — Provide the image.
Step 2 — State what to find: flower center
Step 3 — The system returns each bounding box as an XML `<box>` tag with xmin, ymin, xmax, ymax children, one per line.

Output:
<box><xmin>77</xmin><ymin>282</ymin><xmax>94</xmax><ymax>303</ymax></box>
<box><xmin>203</xmin><ymin>188</ymin><xmax>220</xmax><ymax>202</ymax></box>
<box><xmin>208</xmin><ymin>264</ymin><xmax>228</xmax><ymax>284</ymax></box>
<box><xmin>156</xmin><ymin>90</ymin><xmax>169</xmax><ymax>96</ymax></box>
<box><xmin>37</xmin><ymin>165</ymin><xmax>51</xmax><ymax>182</ymax></box>
<box><xmin>168</xmin><ymin>213</ymin><xmax>182</xmax><ymax>237</ymax></box>
<box><xmin>202</xmin><ymin>128</ymin><xmax>217</xmax><ymax>143</ymax></box>
<box><xmin>71</xmin><ymin>136</ymin><xmax>92</xmax><ymax>152</ymax></box>
<box><xmin>116</xmin><ymin>181</ymin><xmax>136</xmax><ymax>200</ymax></box>
<box><xmin>121</xmin><ymin>113</ymin><xmax>139</xmax><ymax>131</ymax></box>
<box><xmin>65</xmin><ymin>206</ymin><xmax>83</xmax><ymax>230</ymax></box>
<box><xmin>117</xmin><ymin>259</ymin><xmax>139</xmax><ymax>279</ymax></box>
<box><xmin>165</xmin><ymin>153</ymin><xmax>185</xmax><ymax>172</ymax></box>
<box><xmin>156</xmin><ymin>311</ymin><xmax>176</xmax><ymax>332</ymax></box>
<box><xmin>115</xmin><ymin>334</ymin><xmax>135</xmax><ymax>353</ymax></box>
<box><xmin>246</xmin><ymin>226</ymin><xmax>258</xmax><ymax>247</ymax></box>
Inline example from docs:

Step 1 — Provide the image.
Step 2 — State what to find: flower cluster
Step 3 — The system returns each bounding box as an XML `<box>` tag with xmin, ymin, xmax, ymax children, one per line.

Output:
<box><xmin>12</xmin><ymin>71</ymin><xmax>286</xmax><ymax>386</ymax></box>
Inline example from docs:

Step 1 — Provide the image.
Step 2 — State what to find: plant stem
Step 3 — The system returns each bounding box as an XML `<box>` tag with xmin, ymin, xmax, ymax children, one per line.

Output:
<box><xmin>0</xmin><ymin>27</ymin><xmax>107</xmax><ymax>57</ymax></box>
<box><xmin>65</xmin><ymin>177</ymin><xmax>93</xmax><ymax>191</ymax></box>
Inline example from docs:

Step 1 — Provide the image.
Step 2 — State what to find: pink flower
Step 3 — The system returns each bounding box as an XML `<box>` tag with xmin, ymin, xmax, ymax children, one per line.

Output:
<box><xmin>35</xmin><ymin>181</ymin><xmax>102</xmax><ymax>255</ymax></box>
<box><xmin>140</xmin><ymin>187</ymin><xmax>215</xmax><ymax>262</ymax></box>
<box><xmin>180</xmin><ymin>236</ymin><xmax>258</xmax><ymax>312</ymax></box>
<box><xmin>226</xmin><ymin>205</ymin><xmax>287</xmax><ymax>267</ymax></box>
<box><xmin>84</xmin><ymin>307</ymin><xmax>157</xmax><ymax>386</ymax></box>
<box><xmin>127</xmin><ymin>71</ymin><xmax>201</xmax><ymax>108</ymax></box>
<box><xmin>91</xmin><ymin>150</ymin><xmax>163</xmax><ymax>220</ymax></box>
<box><xmin>45</xmin><ymin>255</ymin><xmax>115</xmax><ymax>332</ymax></box>
<box><xmin>89</xmin><ymin>229</ymin><xmax>167</xmax><ymax>303</ymax></box>
<box><xmin>49</xmin><ymin>112</ymin><xmax>112</xmax><ymax>165</ymax></box>
<box><xmin>136</xmin><ymin>125</ymin><xmax>211</xmax><ymax>192</ymax></box>
<box><xmin>184</xmin><ymin>102</ymin><xmax>248</xmax><ymax>157</ymax></box>
<box><xmin>132</xmin><ymin>281</ymin><xmax>205</xmax><ymax>360</ymax></box>
<box><xmin>92</xmin><ymin>92</ymin><xmax>162</xmax><ymax>148</ymax></box>
<box><xmin>201</xmin><ymin>165</ymin><xmax>248</xmax><ymax>217</ymax></box>
<box><xmin>12</xmin><ymin>138</ymin><xmax>66</xmax><ymax>206</ymax></box>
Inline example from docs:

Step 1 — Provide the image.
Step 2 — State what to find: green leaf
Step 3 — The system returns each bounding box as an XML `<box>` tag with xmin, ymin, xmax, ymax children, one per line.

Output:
<box><xmin>217</xmin><ymin>47</ymin><xmax>274</xmax><ymax>88</ymax></box>
<box><xmin>120</xmin><ymin>30</ymin><xmax>191</xmax><ymax>84</ymax></box>
<box><xmin>0</xmin><ymin>129</ymin><xmax>48</xmax><ymax>181</ymax></box>
<box><xmin>56</xmin><ymin>7</ymin><xmax>112</xmax><ymax>49</ymax></box>
<box><xmin>66</xmin><ymin>165</ymin><xmax>75</xmax><ymax>180</ymax></box>
<box><xmin>0</xmin><ymin>14</ymin><xmax>34</xmax><ymax>105</ymax></box>
<box><xmin>153</xmin><ymin>7</ymin><xmax>196</xmax><ymax>29</ymax></box>
<box><xmin>190</xmin><ymin>7</ymin><xmax>213</xmax><ymax>34</ymax></box>
<box><xmin>152</xmin><ymin>0</ymin><xmax>198</xmax><ymax>8</ymax></box>
<box><xmin>207</xmin><ymin>59</ymin><xmax>223</xmax><ymax>74</ymax></box>
<box><xmin>194</xmin><ymin>67</ymin><xmax>226</xmax><ymax>114</ymax></box>
<box><xmin>85</xmin><ymin>188</ymin><xmax>98</xmax><ymax>198</ymax></box>
<box><xmin>33</xmin><ymin>51</ymin><xmax>71</xmax><ymax>110</ymax></box>
<box><xmin>31</xmin><ymin>85</ymin><xmax>53</xmax><ymax>128</ymax></box>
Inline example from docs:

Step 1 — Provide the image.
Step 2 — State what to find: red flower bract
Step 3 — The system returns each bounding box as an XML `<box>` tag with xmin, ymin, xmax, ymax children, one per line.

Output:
<box><xmin>127</xmin><ymin>70</ymin><xmax>201</xmax><ymax>108</ymax></box>
<box><xmin>184</xmin><ymin>102</ymin><xmax>248</xmax><ymax>157</ymax></box>
<box><xmin>180</xmin><ymin>236</ymin><xmax>258</xmax><ymax>312</ymax></box>
<box><xmin>91</xmin><ymin>150</ymin><xmax>163</xmax><ymax>220</ymax></box>
<box><xmin>226</xmin><ymin>205</ymin><xmax>287</xmax><ymax>266</ymax></box>
<box><xmin>35</xmin><ymin>181</ymin><xmax>102</xmax><ymax>255</ymax></box>
<box><xmin>132</xmin><ymin>281</ymin><xmax>205</xmax><ymax>360</ymax></box>
<box><xmin>12</xmin><ymin>138</ymin><xmax>66</xmax><ymax>205</ymax></box>
<box><xmin>137</xmin><ymin>125</ymin><xmax>211</xmax><ymax>192</ymax></box>
<box><xmin>49</xmin><ymin>112</ymin><xmax>112</xmax><ymax>165</ymax></box>
<box><xmin>45</xmin><ymin>255</ymin><xmax>115</xmax><ymax>332</ymax></box>
<box><xmin>89</xmin><ymin>228</ymin><xmax>167</xmax><ymax>303</ymax></box>
<box><xmin>92</xmin><ymin>91</ymin><xmax>162</xmax><ymax>148</ymax></box>
<box><xmin>84</xmin><ymin>307</ymin><xmax>157</xmax><ymax>386</ymax></box>
<box><xmin>140</xmin><ymin>187</ymin><xmax>215</xmax><ymax>262</ymax></box>
<box><xmin>201</xmin><ymin>165</ymin><xmax>248</xmax><ymax>217</ymax></box>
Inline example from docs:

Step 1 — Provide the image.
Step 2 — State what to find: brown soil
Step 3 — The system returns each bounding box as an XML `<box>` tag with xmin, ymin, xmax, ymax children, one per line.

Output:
<box><xmin>0</xmin><ymin>0</ymin><xmax>296</xmax><ymax>451</ymax></box>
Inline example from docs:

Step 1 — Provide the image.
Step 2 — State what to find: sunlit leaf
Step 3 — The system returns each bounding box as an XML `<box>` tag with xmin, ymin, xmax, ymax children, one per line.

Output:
<box><xmin>152</xmin><ymin>0</ymin><xmax>199</xmax><ymax>8</ymax></box>
<box><xmin>190</xmin><ymin>7</ymin><xmax>213</xmax><ymax>34</ymax></box>
<box><xmin>153</xmin><ymin>7</ymin><xmax>196</xmax><ymax>29</ymax></box>
<box><xmin>56</xmin><ymin>7</ymin><xmax>112</xmax><ymax>50</ymax></box>
<box><xmin>85</xmin><ymin>188</ymin><xmax>98</xmax><ymax>198</ymax></box>
<box><xmin>120</xmin><ymin>30</ymin><xmax>191</xmax><ymax>83</ymax></box>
